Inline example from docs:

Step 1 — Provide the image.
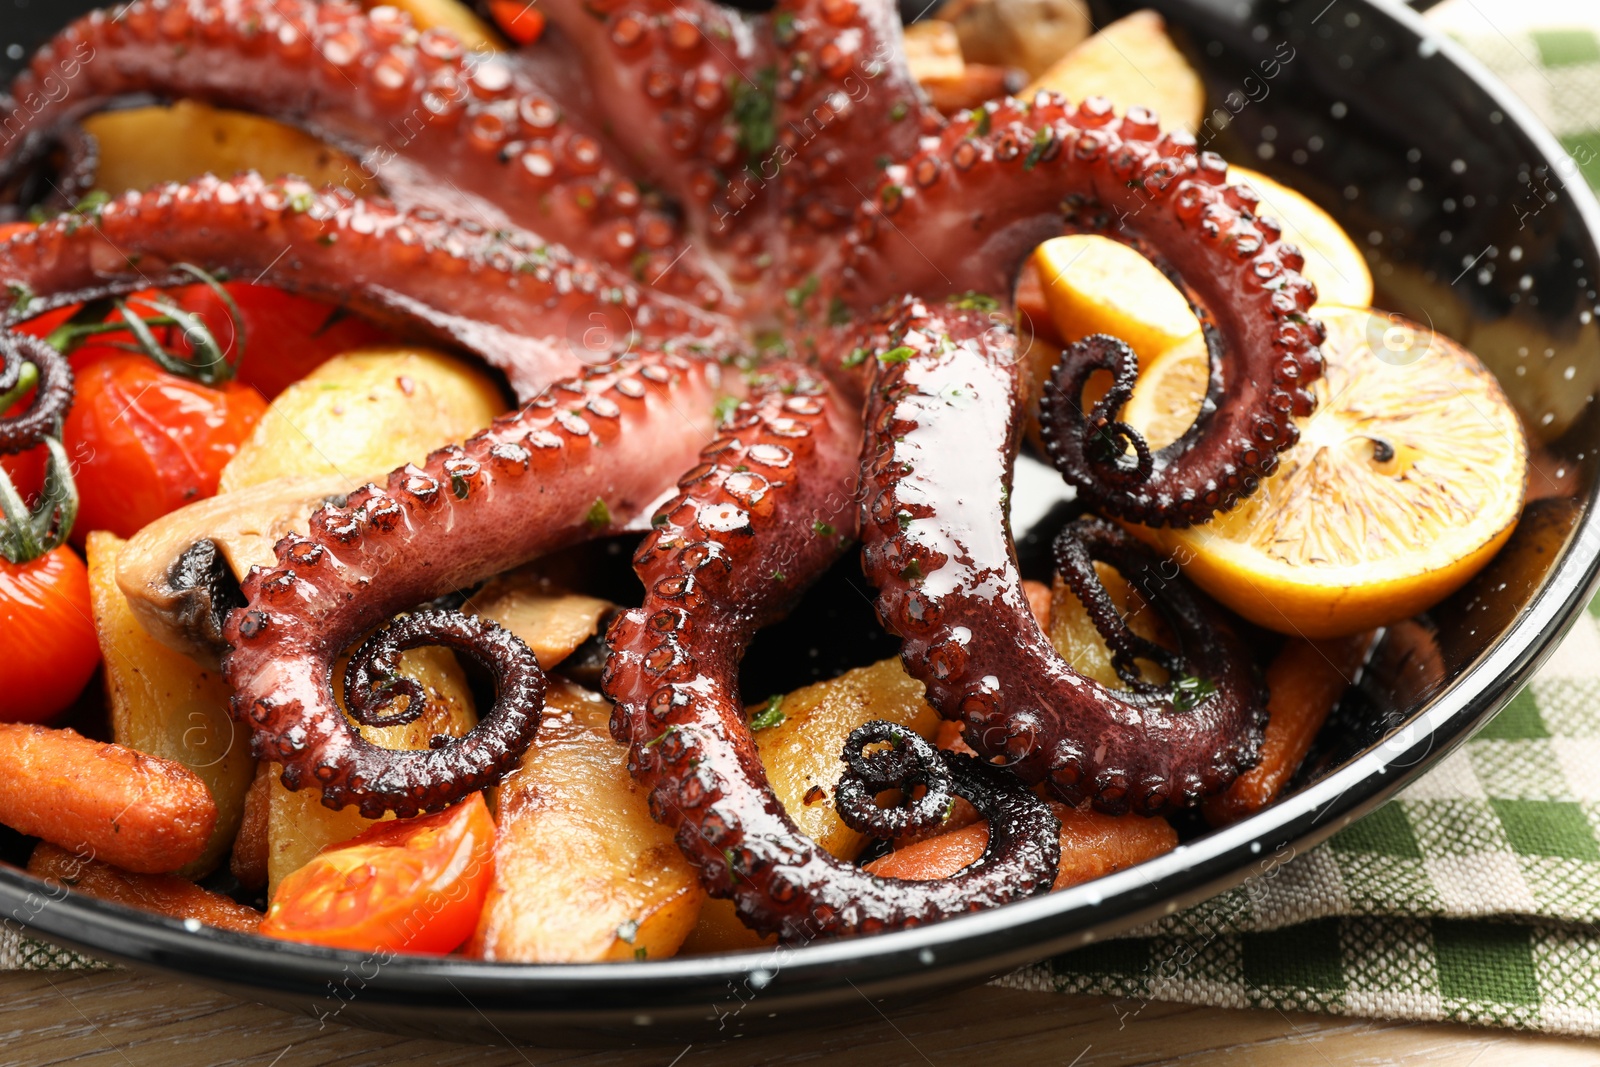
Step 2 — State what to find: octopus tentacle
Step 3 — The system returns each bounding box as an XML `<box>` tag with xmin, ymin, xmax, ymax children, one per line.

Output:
<box><xmin>0</xmin><ymin>173</ymin><xmax>734</xmax><ymax>400</ymax></box>
<box><xmin>833</xmin><ymin>721</ymin><xmax>955</xmax><ymax>839</ymax></box>
<box><xmin>5</xmin><ymin>0</ymin><xmax>719</xmax><ymax>302</ymax></box>
<box><xmin>1054</xmin><ymin>520</ymin><xmax>1181</xmax><ymax>690</ymax></box>
<box><xmin>771</xmin><ymin>0</ymin><xmax>934</xmax><ymax>239</ymax></box>
<box><xmin>837</xmin><ymin>94</ymin><xmax>1325</xmax><ymax>527</ymax></box>
<box><xmin>0</xmin><ymin>332</ymin><xmax>72</xmax><ymax>454</ymax></box>
<box><xmin>539</xmin><ymin>0</ymin><xmax>770</xmax><ymax>259</ymax></box>
<box><xmin>856</xmin><ymin>298</ymin><xmax>1266</xmax><ymax>816</ymax></box>
<box><xmin>603</xmin><ymin>369</ymin><xmax>1060</xmax><ymax>940</ymax></box>
<box><xmin>222</xmin><ymin>344</ymin><xmax>724</xmax><ymax>817</ymax></box>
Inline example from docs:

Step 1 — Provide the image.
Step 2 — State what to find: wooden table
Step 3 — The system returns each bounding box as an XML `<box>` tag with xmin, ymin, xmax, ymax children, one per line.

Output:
<box><xmin>3</xmin><ymin>969</ymin><xmax>1594</xmax><ymax>1065</ymax></box>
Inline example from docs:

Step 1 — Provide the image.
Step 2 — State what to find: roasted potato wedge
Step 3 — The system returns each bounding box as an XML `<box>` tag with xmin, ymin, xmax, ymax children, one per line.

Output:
<box><xmin>904</xmin><ymin>20</ymin><xmax>967</xmax><ymax>83</ymax></box>
<box><xmin>470</xmin><ymin>683</ymin><xmax>703</xmax><ymax>963</ymax></box>
<box><xmin>220</xmin><ymin>347</ymin><xmax>506</xmax><ymax>493</ymax></box>
<box><xmin>1049</xmin><ymin>562</ymin><xmax>1172</xmax><ymax>689</ymax></box>
<box><xmin>681</xmin><ymin>658</ymin><xmax>943</xmax><ymax>953</ymax></box>
<box><xmin>921</xmin><ymin>63</ymin><xmax>1025</xmax><ymax>115</ymax></box>
<box><xmin>939</xmin><ymin>0</ymin><xmax>1091</xmax><ymax>80</ymax></box>
<box><xmin>1027</xmin><ymin>10</ymin><xmax>1204</xmax><ymax>133</ymax></box>
<box><xmin>266</xmin><ymin>646</ymin><xmax>478</xmax><ymax>894</ymax></box>
<box><xmin>231</xmin><ymin>762</ymin><xmax>272</xmax><ymax>891</ymax></box>
<box><xmin>752</xmin><ymin>659</ymin><xmax>941</xmax><ymax>860</ymax></box>
<box><xmin>83</xmin><ymin>101</ymin><xmax>369</xmax><ymax>197</ymax></box>
<box><xmin>465</xmin><ymin>570</ymin><xmax>614</xmax><ymax>670</ymax></box>
<box><xmin>86</xmin><ymin>532</ymin><xmax>256</xmax><ymax>879</ymax></box>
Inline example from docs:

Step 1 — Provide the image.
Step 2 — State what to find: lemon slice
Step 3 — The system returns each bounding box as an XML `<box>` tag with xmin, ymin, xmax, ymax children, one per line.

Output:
<box><xmin>1122</xmin><ymin>306</ymin><xmax>1527</xmax><ymax>638</ymax></box>
<box><xmin>1029</xmin><ymin>173</ymin><xmax>1369</xmax><ymax>366</ymax></box>
<box><xmin>1032</xmin><ymin>235</ymin><xmax>1198</xmax><ymax>366</ymax></box>
<box><xmin>1230</xmin><ymin>166</ymin><xmax>1374</xmax><ymax>309</ymax></box>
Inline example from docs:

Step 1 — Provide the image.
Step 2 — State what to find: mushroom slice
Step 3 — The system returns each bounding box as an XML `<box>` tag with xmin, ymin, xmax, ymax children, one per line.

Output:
<box><xmin>115</xmin><ymin>474</ymin><xmax>355</xmax><ymax>665</ymax></box>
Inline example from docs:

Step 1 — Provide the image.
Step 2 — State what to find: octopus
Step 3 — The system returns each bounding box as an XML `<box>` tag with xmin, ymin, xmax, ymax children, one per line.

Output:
<box><xmin>0</xmin><ymin>0</ymin><xmax>1323</xmax><ymax>941</ymax></box>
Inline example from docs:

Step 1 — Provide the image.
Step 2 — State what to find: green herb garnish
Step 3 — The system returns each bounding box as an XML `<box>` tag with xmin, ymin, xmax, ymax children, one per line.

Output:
<box><xmin>750</xmin><ymin>695</ymin><xmax>786</xmax><ymax>731</ymax></box>
<box><xmin>1172</xmin><ymin>675</ymin><xmax>1218</xmax><ymax>713</ymax></box>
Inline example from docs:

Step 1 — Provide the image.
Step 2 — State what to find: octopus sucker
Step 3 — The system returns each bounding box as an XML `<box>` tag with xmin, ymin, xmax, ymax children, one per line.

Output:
<box><xmin>0</xmin><ymin>173</ymin><xmax>733</xmax><ymax>399</ymax></box>
<box><xmin>602</xmin><ymin>369</ymin><xmax>1061</xmax><ymax>940</ymax></box>
<box><xmin>837</xmin><ymin>97</ymin><xmax>1324</xmax><ymax>527</ymax></box>
<box><xmin>854</xmin><ymin>298</ymin><xmax>1266</xmax><ymax>815</ymax></box>
<box><xmin>219</xmin><ymin>342</ymin><xmax>723</xmax><ymax>815</ymax></box>
<box><xmin>0</xmin><ymin>0</ymin><xmax>718</xmax><ymax>301</ymax></box>
<box><xmin>0</xmin><ymin>0</ymin><xmax>1333</xmax><ymax>938</ymax></box>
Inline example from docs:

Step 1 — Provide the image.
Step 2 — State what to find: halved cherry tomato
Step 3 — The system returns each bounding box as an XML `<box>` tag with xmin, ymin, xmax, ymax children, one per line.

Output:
<box><xmin>0</xmin><ymin>546</ymin><xmax>99</xmax><ymax>723</ymax></box>
<box><xmin>489</xmin><ymin>0</ymin><xmax>546</xmax><ymax>46</ymax></box>
<box><xmin>64</xmin><ymin>354</ymin><xmax>268</xmax><ymax>540</ymax></box>
<box><xmin>261</xmin><ymin>794</ymin><xmax>496</xmax><ymax>955</ymax></box>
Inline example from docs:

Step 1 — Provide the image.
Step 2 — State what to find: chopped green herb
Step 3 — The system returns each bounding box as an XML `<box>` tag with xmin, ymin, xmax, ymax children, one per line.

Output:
<box><xmin>750</xmin><ymin>695</ymin><xmax>785</xmax><ymax>731</ymax></box>
<box><xmin>828</xmin><ymin>296</ymin><xmax>850</xmax><ymax>327</ymax></box>
<box><xmin>813</xmin><ymin>521</ymin><xmax>835</xmax><ymax>537</ymax></box>
<box><xmin>7</xmin><ymin>283</ymin><xmax>33</xmax><ymax>314</ymax></box>
<box><xmin>1172</xmin><ymin>675</ymin><xmax>1218</xmax><ymax>713</ymax></box>
<box><xmin>712</xmin><ymin>394</ymin><xmax>741</xmax><ymax>426</ymax></box>
<box><xmin>288</xmin><ymin>189</ymin><xmax>315</xmax><ymax>214</ymax></box>
<box><xmin>785</xmin><ymin>274</ymin><xmax>819</xmax><ymax>312</ymax></box>
<box><xmin>771</xmin><ymin>570</ymin><xmax>786</xmax><ymax>582</ymax></box>
<box><xmin>634</xmin><ymin>947</ymin><xmax>649</xmax><ymax>961</ymax></box>
<box><xmin>842</xmin><ymin>347</ymin><xmax>870</xmax><ymax>369</ymax></box>
<box><xmin>450</xmin><ymin>473</ymin><xmax>470</xmax><ymax>500</ymax></box>
<box><xmin>967</xmin><ymin>108</ymin><xmax>991</xmax><ymax>137</ymax></box>
<box><xmin>586</xmin><ymin>498</ymin><xmax>611</xmax><ymax>529</ymax></box>
<box><xmin>643</xmin><ymin>725</ymin><xmax>679</xmax><ymax>749</ymax></box>
<box><xmin>951</xmin><ymin>292</ymin><xmax>1000</xmax><ymax>312</ymax></box>
<box><xmin>729</xmin><ymin>67</ymin><xmax>778</xmax><ymax>157</ymax></box>
<box><xmin>1023</xmin><ymin>127</ymin><xmax>1053</xmax><ymax>171</ymax></box>
<box><xmin>772</xmin><ymin>11</ymin><xmax>796</xmax><ymax>41</ymax></box>
<box><xmin>651</xmin><ymin>513</ymin><xmax>670</xmax><ymax>528</ymax></box>
<box><xmin>896</xmin><ymin>511</ymin><xmax>912</xmax><ymax>530</ymax></box>
<box><xmin>890</xmin><ymin>102</ymin><xmax>908</xmax><ymax>122</ymax></box>
<box><xmin>899</xmin><ymin>560</ymin><xmax>923</xmax><ymax>581</ymax></box>
<box><xmin>74</xmin><ymin>190</ymin><xmax>110</xmax><ymax>220</ymax></box>
<box><xmin>878</xmin><ymin>346</ymin><xmax>915</xmax><ymax>364</ymax></box>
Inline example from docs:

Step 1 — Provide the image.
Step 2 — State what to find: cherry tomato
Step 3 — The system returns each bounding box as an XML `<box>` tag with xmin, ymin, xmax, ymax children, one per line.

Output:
<box><xmin>0</xmin><ymin>546</ymin><xmax>100</xmax><ymax>723</ymax></box>
<box><xmin>169</xmin><ymin>283</ymin><xmax>390</xmax><ymax>400</ymax></box>
<box><xmin>489</xmin><ymin>0</ymin><xmax>546</xmax><ymax>46</ymax></box>
<box><xmin>64</xmin><ymin>354</ymin><xmax>268</xmax><ymax>540</ymax></box>
<box><xmin>261</xmin><ymin>794</ymin><xmax>496</xmax><ymax>954</ymax></box>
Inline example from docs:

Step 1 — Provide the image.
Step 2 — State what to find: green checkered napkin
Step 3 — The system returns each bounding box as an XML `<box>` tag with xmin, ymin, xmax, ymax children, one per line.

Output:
<box><xmin>1000</xmin><ymin>22</ymin><xmax>1600</xmax><ymax>1038</ymax></box>
<box><xmin>1000</xmin><ymin>608</ymin><xmax>1600</xmax><ymax>1034</ymax></box>
<box><xmin>8</xmin><ymin>8</ymin><xmax>1600</xmax><ymax>1041</ymax></box>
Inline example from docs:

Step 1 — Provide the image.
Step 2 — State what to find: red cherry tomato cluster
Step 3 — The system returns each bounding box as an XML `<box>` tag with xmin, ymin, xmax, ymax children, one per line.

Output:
<box><xmin>0</xmin><ymin>224</ymin><xmax>392</xmax><ymax>724</ymax></box>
